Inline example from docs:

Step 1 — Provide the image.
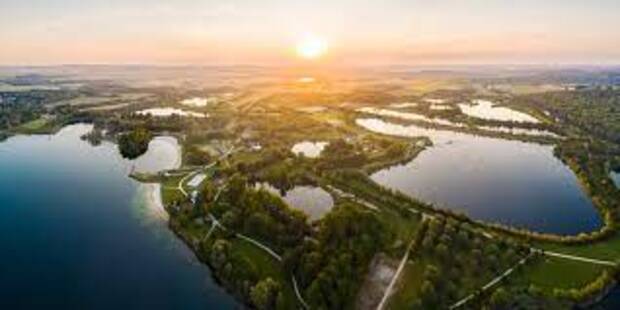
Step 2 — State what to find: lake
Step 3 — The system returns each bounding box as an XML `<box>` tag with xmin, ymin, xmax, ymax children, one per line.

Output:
<box><xmin>357</xmin><ymin>118</ymin><xmax>601</xmax><ymax>235</ymax></box>
<box><xmin>0</xmin><ymin>125</ymin><xmax>238</xmax><ymax>309</ymax></box>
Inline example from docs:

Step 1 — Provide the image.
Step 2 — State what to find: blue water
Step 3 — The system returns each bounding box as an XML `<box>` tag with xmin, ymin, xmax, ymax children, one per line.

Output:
<box><xmin>359</xmin><ymin>118</ymin><xmax>602</xmax><ymax>235</ymax></box>
<box><xmin>0</xmin><ymin>125</ymin><xmax>238</xmax><ymax>309</ymax></box>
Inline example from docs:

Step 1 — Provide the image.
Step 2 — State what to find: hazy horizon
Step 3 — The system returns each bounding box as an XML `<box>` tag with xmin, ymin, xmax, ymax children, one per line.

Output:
<box><xmin>2</xmin><ymin>0</ymin><xmax>620</xmax><ymax>66</ymax></box>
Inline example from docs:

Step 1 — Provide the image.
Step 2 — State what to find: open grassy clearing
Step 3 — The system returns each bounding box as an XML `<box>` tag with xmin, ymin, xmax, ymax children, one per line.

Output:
<box><xmin>229</xmin><ymin>238</ymin><xmax>299</xmax><ymax>308</ymax></box>
<box><xmin>509</xmin><ymin>256</ymin><xmax>609</xmax><ymax>294</ymax></box>
<box><xmin>539</xmin><ymin>232</ymin><xmax>620</xmax><ymax>262</ymax></box>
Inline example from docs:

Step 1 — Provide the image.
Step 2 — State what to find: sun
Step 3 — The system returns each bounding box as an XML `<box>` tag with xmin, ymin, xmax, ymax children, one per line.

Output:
<box><xmin>296</xmin><ymin>35</ymin><xmax>328</xmax><ymax>59</ymax></box>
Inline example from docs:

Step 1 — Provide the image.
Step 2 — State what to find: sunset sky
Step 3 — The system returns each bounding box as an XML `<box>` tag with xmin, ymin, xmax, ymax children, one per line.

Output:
<box><xmin>2</xmin><ymin>0</ymin><xmax>620</xmax><ymax>66</ymax></box>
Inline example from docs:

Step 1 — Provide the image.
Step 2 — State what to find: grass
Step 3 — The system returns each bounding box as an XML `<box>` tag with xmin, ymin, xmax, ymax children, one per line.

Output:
<box><xmin>20</xmin><ymin>118</ymin><xmax>48</xmax><ymax>130</ymax></box>
<box><xmin>16</xmin><ymin>118</ymin><xmax>56</xmax><ymax>134</ymax></box>
<box><xmin>160</xmin><ymin>174</ymin><xmax>186</xmax><ymax>205</ymax></box>
<box><xmin>376</xmin><ymin>208</ymin><xmax>421</xmax><ymax>256</ymax></box>
<box><xmin>230</xmin><ymin>238</ymin><xmax>299</xmax><ymax>308</ymax></box>
<box><xmin>538</xmin><ymin>231</ymin><xmax>620</xmax><ymax>263</ymax></box>
<box><xmin>387</xmin><ymin>260</ymin><xmax>426</xmax><ymax>309</ymax></box>
<box><xmin>510</xmin><ymin>256</ymin><xmax>608</xmax><ymax>294</ymax></box>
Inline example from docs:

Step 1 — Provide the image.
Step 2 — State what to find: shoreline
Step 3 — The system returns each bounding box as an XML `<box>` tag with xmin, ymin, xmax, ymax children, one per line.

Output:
<box><xmin>138</xmin><ymin>135</ymin><xmax>182</xmax><ymax>222</ymax></box>
<box><xmin>142</xmin><ymin>183</ymin><xmax>169</xmax><ymax>221</ymax></box>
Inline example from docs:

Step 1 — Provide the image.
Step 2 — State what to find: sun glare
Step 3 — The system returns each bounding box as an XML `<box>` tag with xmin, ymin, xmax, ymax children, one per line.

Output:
<box><xmin>296</xmin><ymin>35</ymin><xmax>328</xmax><ymax>59</ymax></box>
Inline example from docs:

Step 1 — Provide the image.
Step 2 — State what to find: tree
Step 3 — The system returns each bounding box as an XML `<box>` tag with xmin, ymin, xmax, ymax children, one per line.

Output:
<box><xmin>489</xmin><ymin>287</ymin><xmax>510</xmax><ymax>309</ymax></box>
<box><xmin>250</xmin><ymin>278</ymin><xmax>281</xmax><ymax>310</ymax></box>
<box><xmin>118</xmin><ymin>127</ymin><xmax>152</xmax><ymax>159</ymax></box>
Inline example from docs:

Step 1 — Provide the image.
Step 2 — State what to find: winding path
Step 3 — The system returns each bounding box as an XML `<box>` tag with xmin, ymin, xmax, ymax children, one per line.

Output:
<box><xmin>235</xmin><ymin>233</ymin><xmax>283</xmax><ymax>261</ymax></box>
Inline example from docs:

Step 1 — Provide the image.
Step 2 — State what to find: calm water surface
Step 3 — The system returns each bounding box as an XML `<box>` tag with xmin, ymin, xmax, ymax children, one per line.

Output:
<box><xmin>358</xmin><ymin>118</ymin><xmax>601</xmax><ymax>235</ymax></box>
<box><xmin>0</xmin><ymin>124</ymin><xmax>238</xmax><ymax>309</ymax></box>
<box><xmin>291</xmin><ymin>141</ymin><xmax>328</xmax><ymax>158</ymax></box>
<box><xmin>256</xmin><ymin>183</ymin><xmax>334</xmax><ymax>221</ymax></box>
<box><xmin>611</xmin><ymin>170</ymin><xmax>620</xmax><ymax>189</ymax></box>
<box><xmin>458</xmin><ymin>99</ymin><xmax>540</xmax><ymax>123</ymax></box>
<box><xmin>136</xmin><ymin>107</ymin><xmax>207</xmax><ymax>118</ymax></box>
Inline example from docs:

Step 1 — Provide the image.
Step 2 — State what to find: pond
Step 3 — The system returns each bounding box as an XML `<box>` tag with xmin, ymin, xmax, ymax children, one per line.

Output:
<box><xmin>291</xmin><ymin>141</ymin><xmax>328</xmax><ymax>158</ymax></box>
<box><xmin>136</xmin><ymin>107</ymin><xmax>207</xmax><ymax>118</ymax></box>
<box><xmin>459</xmin><ymin>99</ymin><xmax>539</xmax><ymax>123</ymax></box>
<box><xmin>0</xmin><ymin>124</ymin><xmax>237</xmax><ymax>309</ymax></box>
<box><xmin>180</xmin><ymin>97</ymin><xmax>210</xmax><ymax>107</ymax></box>
<box><xmin>256</xmin><ymin>183</ymin><xmax>334</xmax><ymax>221</ymax></box>
<box><xmin>611</xmin><ymin>170</ymin><xmax>620</xmax><ymax>189</ymax></box>
<box><xmin>357</xmin><ymin>118</ymin><xmax>602</xmax><ymax>235</ymax></box>
<box><xmin>423</xmin><ymin>98</ymin><xmax>446</xmax><ymax>104</ymax></box>
<box><xmin>389</xmin><ymin>102</ymin><xmax>418</xmax><ymax>109</ymax></box>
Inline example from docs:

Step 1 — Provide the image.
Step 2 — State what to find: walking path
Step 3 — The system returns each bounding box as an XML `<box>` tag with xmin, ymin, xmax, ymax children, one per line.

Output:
<box><xmin>537</xmin><ymin>249</ymin><xmax>616</xmax><ymax>267</ymax></box>
<box><xmin>450</xmin><ymin>253</ymin><xmax>533</xmax><ymax>309</ymax></box>
<box><xmin>376</xmin><ymin>236</ymin><xmax>418</xmax><ymax>310</ymax></box>
<box><xmin>450</xmin><ymin>248</ymin><xmax>617</xmax><ymax>309</ymax></box>
<box><xmin>167</xmin><ymin>146</ymin><xmax>309</xmax><ymax>309</ymax></box>
<box><xmin>292</xmin><ymin>275</ymin><xmax>310</xmax><ymax>309</ymax></box>
<box><xmin>235</xmin><ymin>233</ymin><xmax>283</xmax><ymax>261</ymax></box>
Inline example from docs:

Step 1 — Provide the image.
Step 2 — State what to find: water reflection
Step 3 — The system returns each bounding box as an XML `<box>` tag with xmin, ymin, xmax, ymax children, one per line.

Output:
<box><xmin>611</xmin><ymin>171</ymin><xmax>620</xmax><ymax>189</ymax></box>
<box><xmin>291</xmin><ymin>141</ymin><xmax>328</xmax><ymax>158</ymax></box>
<box><xmin>0</xmin><ymin>124</ymin><xmax>238</xmax><ymax>309</ymax></box>
<box><xmin>358</xmin><ymin>107</ymin><xmax>462</xmax><ymax>127</ymax></box>
<box><xmin>256</xmin><ymin>183</ymin><xmax>334</xmax><ymax>221</ymax></box>
<box><xmin>458</xmin><ymin>100</ymin><xmax>539</xmax><ymax>123</ymax></box>
<box><xmin>357</xmin><ymin>117</ymin><xmax>601</xmax><ymax>235</ymax></box>
<box><xmin>136</xmin><ymin>107</ymin><xmax>207</xmax><ymax>118</ymax></box>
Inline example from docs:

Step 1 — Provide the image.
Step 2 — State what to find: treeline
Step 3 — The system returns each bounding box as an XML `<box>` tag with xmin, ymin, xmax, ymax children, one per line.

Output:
<box><xmin>286</xmin><ymin>203</ymin><xmax>388</xmax><ymax>309</ymax></box>
<box><xmin>326</xmin><ymin>168</ymin><xmax>618</xmax><ymax>245</ymax></box>
<box><xmin>316</xmin><ymin>139</ymin><xmax>368</xmax><ymax>170</ymax></box>
<box><xmin>205</xmin><ymin>174</ymin><xmax>310</xmax><ymax>253</ymax></box>
<box><xmin>206</xmin><ymin>238</ymin><xmax>291</xmax><ymax>309</ymax></box>
<box><xmin>118</xmin><ymin>127</ymin><xmax>152</xmax><ymax>159</ymax></box>
<box><xmin>512</xmin><ymin>89</ymin><xmax>620</xmax><ymax>143</ymax></box>
<box><xmin>552</xmin><ymin>267</ymin><xmax>620</xmax><ymax>303</ymax></box>
<box><xmin>406</xmin><ymin>217</ymin><xmax>528</xmax><ymax>308</ymax></box>
<box><xmin>167</xmin><ymin>173</ymin><xmax>311</xmax><ymax>309</ymax></box>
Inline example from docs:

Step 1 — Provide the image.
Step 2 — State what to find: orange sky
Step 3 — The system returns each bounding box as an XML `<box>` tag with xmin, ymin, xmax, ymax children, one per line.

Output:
<box><xmin>2</xmin><ymin>0</ymin><xmax>620</xmax><ymax>65</ymax></box>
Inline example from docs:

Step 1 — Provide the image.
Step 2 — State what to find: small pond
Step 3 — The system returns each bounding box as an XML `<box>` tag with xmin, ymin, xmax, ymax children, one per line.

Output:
<box><xmin>180</xmin><ymin>97</ymin><xmax>211</xmax><ymax>107</ymax></box>
<box><xmin>291</xmin><ymin>141</ymin><xmax>328</xmax><ymax>158</ymax></box>
<box><xmin>256</xmin><ymin>183</ymin><xmax>334</xmax><ymax>221</ymax></box>
<box><xmin>611</xmin><ymin>170</ymin><xmax>620</xmax><ymax>189</ymax></box>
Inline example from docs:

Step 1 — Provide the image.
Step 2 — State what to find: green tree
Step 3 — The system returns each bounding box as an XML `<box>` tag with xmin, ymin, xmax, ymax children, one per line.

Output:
<box><xmin>489</xmin><ymin>287</ymin><xmax>510</xmax><ymax>309</ymax></box>
<box><xmin>250</xmin><ymin>277</ymin><xmax>281</xmax><ymax>310</ymax></box>
<box><xmin>118</xmin><ymin>127</ymin><xmax>152</xmax><ymax>159</ymax></box>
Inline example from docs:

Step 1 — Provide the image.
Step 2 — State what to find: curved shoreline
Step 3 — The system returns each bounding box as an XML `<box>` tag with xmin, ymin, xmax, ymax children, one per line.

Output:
<box><xmin>137</xmin><ymin>136</ymin><xmax>182</xmax><ymax>222</ymax></box>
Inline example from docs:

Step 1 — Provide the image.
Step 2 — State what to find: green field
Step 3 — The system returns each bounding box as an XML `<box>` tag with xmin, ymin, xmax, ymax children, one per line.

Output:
<box><xmin>539</xmin><ymin>232</ymin><xmax>620</xmax><ymax>263</ymax></box>
<box><xmin>230</xmin><ymin>238</ymin><xmax>299</xmax><ymax>308</ymax></box>
<box><xmin>386</xmin><ymin>261</ymin><xmax>426</xmax><ymax>309</ymax></box>
<box><xmin>511</xmin><ymin>256</ymin><xmax>608</xmax><ymax>293</ymax></box>
<box><xmin>16</xmin><ymin>118</ymin><xmax>53</xmax><ymax>133</ymax></box>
